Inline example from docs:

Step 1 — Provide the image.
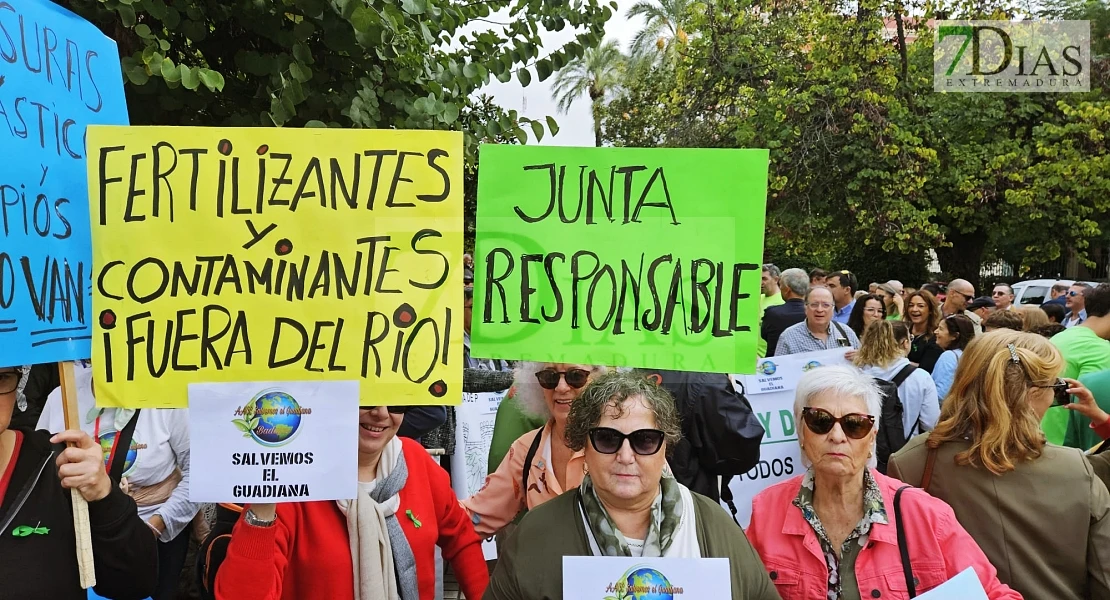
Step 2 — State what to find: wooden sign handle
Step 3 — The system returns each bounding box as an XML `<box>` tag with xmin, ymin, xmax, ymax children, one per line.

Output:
<box><xmin>58</xmin><ymin>361</ymin><xmax>97</xmax><ymax>589</ymax></box>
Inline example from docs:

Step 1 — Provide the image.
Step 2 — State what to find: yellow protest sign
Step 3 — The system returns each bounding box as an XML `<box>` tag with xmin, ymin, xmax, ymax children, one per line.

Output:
<box><xmin>87</xmin><ymin>127</ymin><xmax>463</xmax><ymax>408</ymax></box>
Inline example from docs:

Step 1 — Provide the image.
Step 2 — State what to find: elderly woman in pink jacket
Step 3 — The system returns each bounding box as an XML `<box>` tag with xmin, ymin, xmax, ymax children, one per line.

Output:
<box><xmin>746</xmin><ymin>365</ymin><xmax>1020</xmax><ymax>600</ymax></box>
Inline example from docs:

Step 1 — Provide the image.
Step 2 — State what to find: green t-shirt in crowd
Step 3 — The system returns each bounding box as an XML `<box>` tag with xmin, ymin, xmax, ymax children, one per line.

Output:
<box><xmin>757</xmin><ymin>293</ymin><xmax>785</xmax><ymax>358</ymax></box>
<box><xmin>1046</xmin><ymin>326</ymin><xmax>1110</xmax><ymax>446</ymax></box>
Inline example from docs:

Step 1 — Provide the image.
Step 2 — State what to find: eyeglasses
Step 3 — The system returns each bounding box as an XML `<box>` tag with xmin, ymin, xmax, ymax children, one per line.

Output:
<box><xmin>1068</xmin><ymin>291</ymin><xmax>1082</xmax><ymax>297</ymax></box>
<box><xmin>365</xmin><ymin>406</ymin><xmax>414</xmax><ymax>415</ymax></box>
<box><xmin>991</xmin><ymin>291</ymin><xmax>1007</xmax><ymax>296</ymax></box>
<box><xmin>807</xmin><ymin>302</ymin><xmax>833</xmax><ymax>310</ymax></box>
<box><xmin>951</xmin><ymin>291</ymin><xmax>975</xmax><ymax>301</ymax></box>
<box><xmin>1040</xmin><ymin>379</ymin><xmax>1072</xmax><ymax>406</ymax></box>
<box><xmin>0</xmin><ymin>370</ymin><xmax>19</xmax><ymax>395</ymax></box>
<box><xmin>801</xmin><ymin>407</ymin><xmax>875</xmax><ymax>439</ymax></box>
<box><xmin>587</xmin><ymin>427</ymin><xmax>666</xmax><ymax>455</ymax></box>
<box><xmin>535</xmin><ymin>368</ymin><xmax>590</xmax><ymax>390</ymax></box>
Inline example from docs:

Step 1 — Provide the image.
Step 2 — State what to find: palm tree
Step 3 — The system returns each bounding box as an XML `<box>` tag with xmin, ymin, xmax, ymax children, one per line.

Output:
<box><xmin>628</xmin><ymin>0</ymin><xmax>693</xmax><ymax>60</ymax></box>
<box><xmin>550</xmin><ymin>40</ymin><xmax>624</xmax><ymax>147</ymax></box>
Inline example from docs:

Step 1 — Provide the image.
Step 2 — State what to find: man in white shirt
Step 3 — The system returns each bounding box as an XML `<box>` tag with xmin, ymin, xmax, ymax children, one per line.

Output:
<box><xmin>1064</xmin><ymin>283</ymin><xmax>1093</xmax><ymax>328</ymax></box>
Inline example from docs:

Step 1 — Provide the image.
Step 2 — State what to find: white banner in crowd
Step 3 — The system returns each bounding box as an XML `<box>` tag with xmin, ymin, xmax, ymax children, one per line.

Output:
<box><xmin>451</xmin><ymin>389</ymin><xmax>508</xmax><ymax>560</ymax></box>
<box><xmin>188</xmin><ymin>380</ymin><xmax>359</xmax><ymax>503</ymax></box>
<box><xmin>725</xmin><ymin>348</ymin><xmax>851</xmax><ymax>527</ymax></box>
<box><xmin>563</xmin><ymin>556</ymin><xmax>731</xmax><ymax>598</ymax></box>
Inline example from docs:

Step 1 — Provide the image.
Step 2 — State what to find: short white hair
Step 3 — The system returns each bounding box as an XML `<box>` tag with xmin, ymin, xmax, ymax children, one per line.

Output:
<box><xmin>793</xmin><ymin>365</ymin><xmax>882</xmax><ymax>469</ymax></box>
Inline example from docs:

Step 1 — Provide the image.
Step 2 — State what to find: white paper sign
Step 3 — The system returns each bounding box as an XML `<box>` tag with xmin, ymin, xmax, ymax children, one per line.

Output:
<box><xmin>916</xmin><ymin>568</ymin><xmax>989</xmax><ymax>599</ymax></box>
<box><xmin>451</xmin><ymin>390</ymin><xmax>507</xmax><ymax>499</ymax></box>
<box><xmin>189</xmin><ymin>380</ymin><xmax>359</xmax><ymax>503</ymax></box>
<box><xmin>563</xmin><ymin>556</ymin><xmax>730</xmax><ymax>599</ymax></box>
<box><xmin>450</xmin><ymin>389</ymin><xmax>507</xmax><ymax>560</ymax></box>
<box><xmin>726</xmin><ymin>349</ymin><xmax>851</xmax><ymax>527</ymax></box>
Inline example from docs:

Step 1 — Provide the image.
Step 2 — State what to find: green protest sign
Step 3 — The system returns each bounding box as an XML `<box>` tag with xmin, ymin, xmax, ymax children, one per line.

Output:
<box><xmin>472</xmin><ymin>146</ymin><xmax>769</xmax><ymax>374</ymax></box>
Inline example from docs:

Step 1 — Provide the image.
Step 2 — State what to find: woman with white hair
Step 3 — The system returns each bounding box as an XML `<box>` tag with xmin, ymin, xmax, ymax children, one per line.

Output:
<box><xmin>462</xmin><ymin>362</ymin><xmax>606</xmax><ymax>536</ymax></box>
<box><xmin>746</xmin><ymin>365</ymin><xmax>1019</xmax><ymax>600</ymax></box>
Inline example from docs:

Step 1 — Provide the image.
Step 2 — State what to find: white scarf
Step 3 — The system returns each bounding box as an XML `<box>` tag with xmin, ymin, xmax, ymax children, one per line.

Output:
<box><xmin>336</xmin><ymin>438</ymin><xmax>403</xmax><ymax>600</ymax></box>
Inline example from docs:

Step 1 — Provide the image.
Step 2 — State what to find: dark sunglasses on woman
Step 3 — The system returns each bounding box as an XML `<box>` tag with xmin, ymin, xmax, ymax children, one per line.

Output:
<box><xmin>587</xmin><ymin>427</ymin><xmax>666</xmax><ymax>456</ymax></box>
<box><xmin>364</xmin><ymin>406</ymin><xmax>414</xmax><ymax>415</ymax></box>
<box><xmin>535</xmin><ymin>368</ymin><xmax>590</xmax><ymax>390</ymax></box>
<box><xmin>801</xmin><ymin>407</ymin><xmax>875</xmax><ymax>439</ymax></box>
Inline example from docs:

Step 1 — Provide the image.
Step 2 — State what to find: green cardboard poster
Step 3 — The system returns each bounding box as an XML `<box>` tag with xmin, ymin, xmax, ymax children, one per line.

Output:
<box><xmin>472</xmin><ymin>145</ymin><xmax>769</xmax><ymax>374</ymax></box>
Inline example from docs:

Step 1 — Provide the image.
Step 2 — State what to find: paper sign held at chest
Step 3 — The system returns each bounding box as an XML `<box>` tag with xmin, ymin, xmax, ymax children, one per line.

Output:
<box><xmin>188</xmin><ymin>380</ymin><xmax>358</xmax><ymax>503</ymax></box>
<box><xmin>563</xmin><ymin>556</ymin><xmax>731</xmax><ymax>599</ymax></box>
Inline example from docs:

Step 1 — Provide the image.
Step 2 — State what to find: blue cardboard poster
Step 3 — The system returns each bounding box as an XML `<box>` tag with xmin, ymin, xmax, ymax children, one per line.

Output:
<box><xmin>0</xmin><ymin>0</ymin><xmax>128</xmax><ymax>366</ymax></box>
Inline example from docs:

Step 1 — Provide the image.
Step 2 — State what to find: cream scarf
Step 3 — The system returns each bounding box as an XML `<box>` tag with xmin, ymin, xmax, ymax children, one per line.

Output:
<box><xmin>336</xmin><ymin>437</ymin><xmax>417</xmax><ymax>600</ymax></box>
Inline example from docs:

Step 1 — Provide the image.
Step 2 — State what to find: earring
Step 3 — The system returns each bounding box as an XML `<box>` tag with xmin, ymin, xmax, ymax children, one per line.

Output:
<box><xmin>868</xmin><ymin>450</ymin><xmax>873</xmax><ymax>458</ymax></box>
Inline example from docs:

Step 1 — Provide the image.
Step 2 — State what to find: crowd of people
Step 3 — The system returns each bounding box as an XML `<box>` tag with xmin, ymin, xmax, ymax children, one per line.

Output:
<box><xmin>3</xmin><ymin>262</ymin><xmax>1110</xmax><ymax>600</ymax></box>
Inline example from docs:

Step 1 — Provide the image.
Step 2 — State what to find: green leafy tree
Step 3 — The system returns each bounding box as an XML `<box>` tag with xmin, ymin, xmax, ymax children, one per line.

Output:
<box><xmin>62</xmin><ymin>0</ymin><xmax>615</xmax><ymax>165</ymax></box>
<box><xmin>551</xmin><ymin>39</ymin><xmax>625</xmax><ymax>146</ymax></box>
<box><xmin>602</xmin><ymin>0</ymin><xmax>1110</xmax><ymax>286</ymax></box>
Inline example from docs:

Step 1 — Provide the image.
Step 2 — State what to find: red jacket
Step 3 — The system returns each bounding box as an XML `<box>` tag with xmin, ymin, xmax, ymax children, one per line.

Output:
<box><xmin>747</xmin><ymin>470</ymin><xmax>1022</xmax><ymax>600</ymax></box>
<box><xmin>215</xmin><ymin>437</ymin><xmax>488</xmax><ymax>600</ymax></box>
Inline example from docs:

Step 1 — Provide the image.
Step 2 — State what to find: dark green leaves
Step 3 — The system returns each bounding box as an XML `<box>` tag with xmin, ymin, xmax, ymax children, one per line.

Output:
<box><xmin>536</xmin><ymin>58</ymin><xmax>553</xmax><ymax>81</ymax></box>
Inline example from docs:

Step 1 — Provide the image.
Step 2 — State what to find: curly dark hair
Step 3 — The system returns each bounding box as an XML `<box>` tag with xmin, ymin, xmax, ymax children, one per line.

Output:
<box><xmin>564</xmin><ymin>371</ymin><xmax>682</xmax><ymax>455</ymax></box>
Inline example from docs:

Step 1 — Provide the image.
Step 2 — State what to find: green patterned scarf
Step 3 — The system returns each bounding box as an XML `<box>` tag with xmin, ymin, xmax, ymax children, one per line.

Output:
<box><xmin>577</xmin><ymin>472</ymin><xmax>683</xmax><ymax>557</ymax></box>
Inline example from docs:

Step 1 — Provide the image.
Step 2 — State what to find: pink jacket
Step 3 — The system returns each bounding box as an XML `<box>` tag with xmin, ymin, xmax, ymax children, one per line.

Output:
<box><xmin>747</xmin><ymin>470</ymin><xmax>1022</xmax><ymax>600</ymax></box>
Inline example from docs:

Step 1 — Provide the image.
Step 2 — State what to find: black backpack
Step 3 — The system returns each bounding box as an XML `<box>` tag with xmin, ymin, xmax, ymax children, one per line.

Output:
<box><xmin>197</xmin><ymin>503</ymin><xmax>244</xmax><ymax>600</ymax></box>
<box><xmin>635</xmin><ymin>369</ymin><xmax>765</xmax><ymax>521</ymax></box>
<box><xmin>874</xmin><ymin>364</ymin><xmax>917</xmax><ymax>474</ymax></box>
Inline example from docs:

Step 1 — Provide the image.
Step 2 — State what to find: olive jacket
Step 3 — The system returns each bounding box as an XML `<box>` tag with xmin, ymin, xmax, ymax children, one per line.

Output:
<box><xmin>483</xmin><ymin>487</ymin><xmax>780</xmax><ymax>600</ymax></box>
<box><xmin>889</xmin><ymin>435</ymin><xmax>1110</xmax><ymax>600</ymax></box>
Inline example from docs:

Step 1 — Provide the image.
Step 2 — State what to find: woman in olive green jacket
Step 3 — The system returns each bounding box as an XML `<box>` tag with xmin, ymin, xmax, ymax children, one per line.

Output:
<box><xmin>889</xmin><ymin>331</ymin><xmax>1110</xmax><ymax>600</ymax></box>
<box><xmin>485</xmin><ymin>372</ymin><xmax>779</xmax><ymax>600</ymax></box>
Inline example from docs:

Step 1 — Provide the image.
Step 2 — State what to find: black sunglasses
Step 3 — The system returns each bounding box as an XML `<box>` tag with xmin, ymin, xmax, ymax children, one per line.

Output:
<box><xmin>1044</xmin><ymin>379</ymin><xmax>1072</xmax><ymax>406</ymax></box>
<box><xmin>588</xmin><ymin>427</ymin><xmax>666</xmax><ymax>456</ymax></box>
<box><xmin>801</xmin><ymin>407</ymin><xmax>875</xmax><ymax>439</ymax></box>
<box><xmin>535</xmin><ymin>368</ymin><xmax>590</xmax><ymax>390</ymax></box>
<box><xmin>365</xmin><ymin>406</ymin><xmax>414</xmax><ymax>415</ymax></box>
<box><xmin>0</xmin><ymin>370</ymin><xmax>19</xmax><ymax>395</ymax></box>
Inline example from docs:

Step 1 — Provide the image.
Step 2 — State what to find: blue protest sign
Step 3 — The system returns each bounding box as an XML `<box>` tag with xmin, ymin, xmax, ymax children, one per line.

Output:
<box><xmin>0</xmin><ymin>0</ymin><xmax>128</xmax><ymax>366</ymax></box>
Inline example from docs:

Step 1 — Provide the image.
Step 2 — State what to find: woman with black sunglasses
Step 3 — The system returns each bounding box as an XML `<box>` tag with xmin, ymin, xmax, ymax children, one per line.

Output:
<box><xmin>486</xmin><ymin>372</ymin><xmax>779</xmax><ymax>600</ymax></box>
<box><xmin>747</xmin><ymin>365</ymin><xmax>1018</xmax><ymax>600</ymax></box>
<box><xmin>462</xmin><ymin>362</ymin><xmax>605</xmax><ymax>537</ymax></box>
<box><xmin>216</xmin><ymin>405</ymin><xmax>488</xmax><ymax>600</ymax></box>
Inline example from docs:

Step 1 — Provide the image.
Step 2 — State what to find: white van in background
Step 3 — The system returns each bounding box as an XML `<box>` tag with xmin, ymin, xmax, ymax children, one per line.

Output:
<box><xmin>1011</xmin><ymin>279</ymin><xmax>1100</xmax><ymax>305</ymax></box>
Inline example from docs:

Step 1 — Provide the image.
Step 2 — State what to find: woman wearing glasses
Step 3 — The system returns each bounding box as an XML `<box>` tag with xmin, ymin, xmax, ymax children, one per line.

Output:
<box><xmin>462</xmin><ymin>363</ymin><xmax>606</xmax><ymax>536</ymax></box>
<box><xmin>0</xmin><ymin>365</ymin><xmax>158</xmax><ymax>599</ymax></box>
<box><xmin>486</xmin><ymin>372</ymin><xmax>779</xmax><ymax>600</ymax></box>
<box><xmin>747</xmin><ymin>365</ymin><xmax>1019</xmax><ymax>600</ymax></box>
<box><xmin>215</xmin><ymin>405</ymin><xmax>488</xmax><ymax>600</ymax></box>
<box><xmin>889</xmin><ymin>331</ymin><xmax>1110</xmax><ymax>600</ymax></box>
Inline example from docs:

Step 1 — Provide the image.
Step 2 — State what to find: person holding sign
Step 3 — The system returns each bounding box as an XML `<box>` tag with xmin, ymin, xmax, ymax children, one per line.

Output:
<box><xmin>462</xmin><ymin>363</ymin><xmax>607</xmax><ymax>536</ymax></box>
<box><xmin>0</xmin><ymin>365</ymin><xmax>158</xmax><ymax>599</ymax></box>
<box><xmin>889</xmin><ymin>331</ymin><xmax>1110</xmax><ymax>600</ymax></box>
<box><xmin>37</xmin><ymin>364</ymin><xmax>199</xmax><ymax>600</ymax></box>
<box><xmin>485</xmin><ymin>372</ymin><xmax>780</xmax><ymax>600</ymax></box>
<box><xmin>747</xmin><ymin>365</ymin><xmax>1019</xmax><ymax>600</ymax></box>
<box><xmin>215</xmin><ymin>405</ymin><xmax>488</xmax><ymax>600</ymax></box>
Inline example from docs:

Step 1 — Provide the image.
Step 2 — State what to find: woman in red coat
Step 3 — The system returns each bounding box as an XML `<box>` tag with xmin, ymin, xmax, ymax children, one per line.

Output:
<box><xmin>216</xmin><ymin>406</ymin><xmax>488</xmax><ymax>600</ymax></box>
